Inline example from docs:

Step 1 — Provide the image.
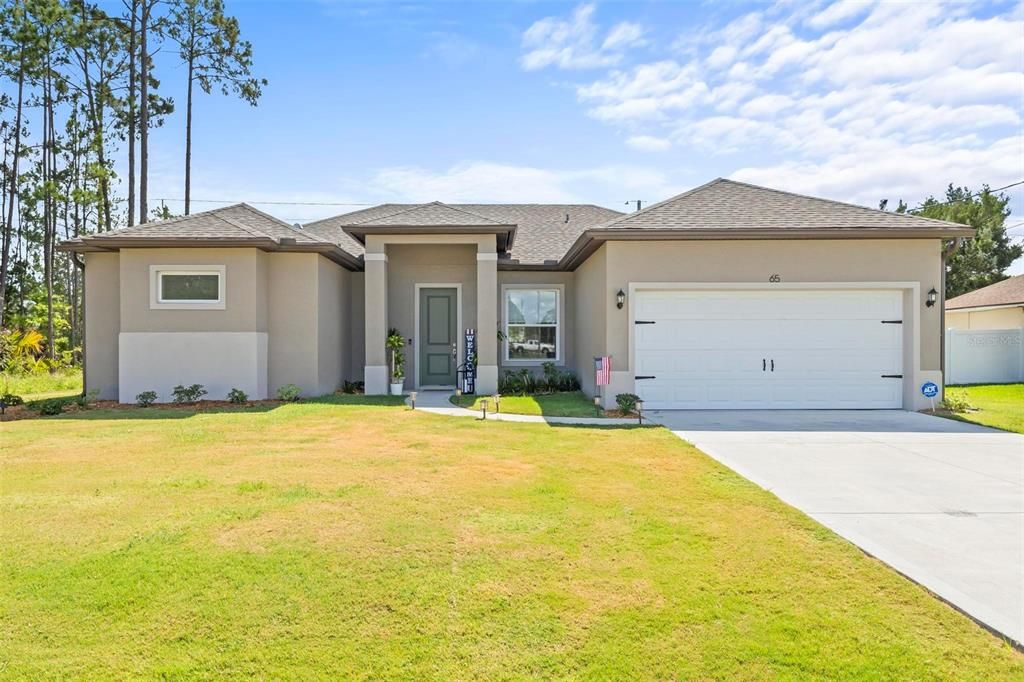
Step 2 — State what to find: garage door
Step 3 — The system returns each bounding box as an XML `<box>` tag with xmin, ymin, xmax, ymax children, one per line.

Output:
<box><xmin>633</xmin><ymin>289</ymin><xmax>904</xmax><ymax>409</ymax></box>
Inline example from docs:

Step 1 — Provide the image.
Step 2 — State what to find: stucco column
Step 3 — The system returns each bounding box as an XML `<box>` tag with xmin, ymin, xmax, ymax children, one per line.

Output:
<box><xmin>364</xmin><ymin>246</ymin><xmax>389</xmax><ymax>394</ymax></box>
<box><xmin>475</xmin><ymin>238</ymin><xmax>499</xmax><ymax>394</ymax></box>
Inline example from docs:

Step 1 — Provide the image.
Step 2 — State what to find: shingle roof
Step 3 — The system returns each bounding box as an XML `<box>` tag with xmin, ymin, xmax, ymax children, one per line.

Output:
<box><xmin>305</xmin><ymin>203</ymin><xmax>623</xmax><ymax>263</ymax></box>
<box><xmin>68</xmin><ymin>203</ymin><xmax>325</xmax><ymax>245</ymax></box>
<box><xmin>947</xmin><ymin>275</ymin><xmax>1024</xmax><ymax>310</ymax></box>
<box><xmin>349</xmin><ymin>202</ymin><xmax>508</xmax><ymax>227</ymax></box>
<box><xmin>598</xmin><ymin>178</ymin><xmax>969</xmax><ymax>232</ymax></box>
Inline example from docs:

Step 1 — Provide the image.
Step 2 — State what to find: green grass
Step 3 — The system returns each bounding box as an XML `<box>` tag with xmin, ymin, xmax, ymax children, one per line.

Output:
<box><xmin>1</xmin><ymin>397</ymin><xmax>1021</xmax><ymax>679</ymax></box>
<box><xmin>946</xmin><ymin>383</ymin><xmax>1024</xmax><ymax>433</ymax></box>
<box><xmin>0</xmin><ymin>369</ymin><xmax>82</xmax><ymax>400</ymax></box>
<box><xmin>450</xmin><ymin>390</ymin><xmax>602</xmax><ymax>417</ymax></box>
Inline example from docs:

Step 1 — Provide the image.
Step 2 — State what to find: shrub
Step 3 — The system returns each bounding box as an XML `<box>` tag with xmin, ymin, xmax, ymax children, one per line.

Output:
<box><xmin>33</xmin><ymin>397</ymin><xmax>69</xmax><ymax>416</ymax></box>
<box><xmin>136</xmin><ymin>391</ymin><xmax>158</xmax><ymax>407</ymax></box>
<box><xmin>943</xmin><ymin>389</ymin><xmax>973</xmax><ymax>413</ymax></box>
<box><xmin>615</xmin><ymin>393</ymin><xmax>641</xmax><ymax>414</ymax></box>
<box><xmin>171</xmin><ymin>384</ymin><xmax>207</xmax><ymax>404</ymax></box>
<box><xmin>1</xmin><ymin>393</ymin><xmax>24</xmax><ymax>406</ymax></box>
<box><xmin>277</xmin><ymin>384</ymin><xmax>301</xmax><ymax>402</ymax></box>
<box><xmin>227</xmin><ymin>388</ymin><xmax>248</xmax><ymax>404</ymax></box>
<box><xmin>341</xmin><ymin>380</ymin><xmax>364</xmax><ymax>394</ymax></box>
<box><xmin>498</xmin><ymin>365</ymin><xmax>581</xmax><ymax>396</ymax></box>
<box><xmin>74</xmin><ymin>389</ymin><xmax>99</xmax><ymax>409</ymax></box>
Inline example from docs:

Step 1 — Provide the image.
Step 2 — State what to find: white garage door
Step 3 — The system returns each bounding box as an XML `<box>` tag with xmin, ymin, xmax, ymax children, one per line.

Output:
<box><xmin>633</xmin><ymin>289</ymin><xmax>904</xmax><ymax>409</ymax></box>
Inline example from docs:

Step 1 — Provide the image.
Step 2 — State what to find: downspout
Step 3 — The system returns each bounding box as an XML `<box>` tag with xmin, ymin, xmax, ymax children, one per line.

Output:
<box><xmin>72</xmin><ymin>252</ymin><xmax>86</xmax><ymax>397</ymax></box>
<box><xmin>939</xmin><ymin>238</ymin><xmax>964</xmax><ymax>396</ymax></box>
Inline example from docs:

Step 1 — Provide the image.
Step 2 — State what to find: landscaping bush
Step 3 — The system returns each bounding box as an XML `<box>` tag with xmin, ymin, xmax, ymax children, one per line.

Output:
<box><xmin>32</xmin><ymin>397</ymin><xmax>71</xmax><ymax>416</ymax></box>
<box><xmin>74</xmin><ymin>390</ymin><xmax>99</xmax><ymax>409</ymax></box>
<box><xmin>227</xmin><ymin>388</ymin><xmax>248</xmax><ymax>404</ymax></box>
<box><xmin>615</xmin><ymin>393</ymin><xmax>641</xmax><ymax>414</ymax></box>
<box><xmin>171</xmin><ymin>384</ymin><xmax>207</xmax><ymax>404</ymax></box>
<box><xmin>498</xmin><ymin>364</ymin><xmax>581</xmax><ymax>396</ymax></box>
<box><xmin>943</xmin><ymin>389</ymin><xmax>973</xmax><ymax>413</ymax></box>
<box><xmin>341</xmin><ymin>380</ymin><xmax>364</xmax><ymax>394</ymax></box>
<box><xmin>277</xmin><ymin>384</ymin><xmax>301</xmax><ymax>402</ymax></box>
<box><xmin>136</xmin><ymin>391</ymin><xmax>158</xmax><ymax>407</ymax></box>
<box><xmin>1</xmin><ymin>392</ymin><xmax>24</xmax><ymax>406</ymax></box>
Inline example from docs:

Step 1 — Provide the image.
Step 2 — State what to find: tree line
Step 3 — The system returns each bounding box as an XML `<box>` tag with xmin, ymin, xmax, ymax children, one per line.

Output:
<box><xmin>0</xmin><ymin>0</ymin><xmax>264</xmax><ymax>370</ymax></box>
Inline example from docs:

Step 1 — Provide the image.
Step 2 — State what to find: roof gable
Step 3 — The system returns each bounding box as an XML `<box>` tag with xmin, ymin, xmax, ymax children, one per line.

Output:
<box><xmin>599</xmin><ymin>178</ymin><xmax>969</xmax><ymax>232</ymax></box>
<box><xmin>947</xmin><ymin>275</ymin><xmax>1024</xmax><ymax>310</ymax></box>
<box><xmin>347</xmin><ymin>202</ymin><xmax>508</xmax><ymax>227</ymax></box>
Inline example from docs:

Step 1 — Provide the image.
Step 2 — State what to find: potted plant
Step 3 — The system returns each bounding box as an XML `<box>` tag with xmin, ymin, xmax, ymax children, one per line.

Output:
<box><xmin>386</xmin><ymin>329</ymin><xmax>406</xmax><ymax>396</ymax></box>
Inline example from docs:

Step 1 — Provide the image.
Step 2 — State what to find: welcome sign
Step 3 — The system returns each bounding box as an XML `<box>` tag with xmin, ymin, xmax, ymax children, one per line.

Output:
<box><xmin>463</xmin><ymin>328</ymin><xmax>476</xmax><ymax>394</ymax></box>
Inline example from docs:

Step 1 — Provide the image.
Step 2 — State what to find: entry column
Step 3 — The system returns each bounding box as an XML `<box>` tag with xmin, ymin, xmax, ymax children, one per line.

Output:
<box><xmin>364</xmin><ymin>245</ymin><xmax>389</xmax><ymax>394</ymax></box>
<box><xmin>475</xmin><ymin>237</ymin><xmax>499</xmax><ymax>394</ymax></box>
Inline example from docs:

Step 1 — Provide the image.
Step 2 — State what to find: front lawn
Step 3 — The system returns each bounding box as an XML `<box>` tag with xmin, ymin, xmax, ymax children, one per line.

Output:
<box><xmin>2</xmin><ymin>397</ymin><xmax>1020</xmax><ymax>678</ymax></box>
<box><xmin>947</xmin><ymin>383</ymin><xmax>1024</xmax><ymax>434</ymax></box>
<box><xmin>450</xmin><ymin>390</ymin><xmax>601</xmax><ymax>417</ymax></box>
<box><xmin>1</xmin><ymin>368</ymin><xmax>82</xmax><ymax>400</ymax></box>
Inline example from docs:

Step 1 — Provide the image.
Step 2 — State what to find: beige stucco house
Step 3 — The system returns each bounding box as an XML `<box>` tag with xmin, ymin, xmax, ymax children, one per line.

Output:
<box><xmin>946</xmin><ymin>275</ymin><xmax>1024</xmax><ymax>330</ymax></box>
<box><xmin>60</xmin><ymin>179</ymin><xmax>972</xmax><ymax>411</ymax></box>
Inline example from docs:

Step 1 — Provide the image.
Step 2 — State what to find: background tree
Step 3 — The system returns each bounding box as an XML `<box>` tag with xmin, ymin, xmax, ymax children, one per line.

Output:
<box><xmin>167</xmin><ymin>0</ymin><xmax>265</xmax><ymax>215</ymax></box>
<box><xmin>880</xmin><ymin>185</ymin><xmax>1021</xmax><ymax>298</ymax></box>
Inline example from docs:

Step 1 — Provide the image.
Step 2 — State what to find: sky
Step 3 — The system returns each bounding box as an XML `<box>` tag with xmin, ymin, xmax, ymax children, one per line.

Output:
<box><xmin>109</xmin><ymin>0</ymin><xmax>1023</xmax><ymax>271</ymax></box>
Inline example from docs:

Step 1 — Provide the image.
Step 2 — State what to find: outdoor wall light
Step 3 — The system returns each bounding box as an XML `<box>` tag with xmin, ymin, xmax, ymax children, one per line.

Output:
<box><xmin>616</xmin><ymin>289</ymin><xmax>626</xmax><ymax>309</ymax></box>
<box><xmin>926</xmin><ymin>288</ymin><xmax>938</xmax><ymax>307</ymax></box>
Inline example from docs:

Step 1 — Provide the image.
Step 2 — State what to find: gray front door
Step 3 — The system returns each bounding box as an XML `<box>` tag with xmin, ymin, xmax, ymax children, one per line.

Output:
<box><xmin>419</xmin><ymin>288</ymin><xmax>457</xmax><ymax>386</ymax></box>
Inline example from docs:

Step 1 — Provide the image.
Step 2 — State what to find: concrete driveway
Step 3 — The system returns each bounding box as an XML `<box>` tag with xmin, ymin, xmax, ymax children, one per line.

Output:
<box><xmin>649</xmin><ymin>409</ymin><xmax>1024</xmax><ymax>645</ymax></box>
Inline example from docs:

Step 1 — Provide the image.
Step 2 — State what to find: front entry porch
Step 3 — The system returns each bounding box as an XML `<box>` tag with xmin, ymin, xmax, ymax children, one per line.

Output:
<box><xmin>361</xmin><ymin>232</ymin><xmax>501</xmax><ymax>396</ymax></box>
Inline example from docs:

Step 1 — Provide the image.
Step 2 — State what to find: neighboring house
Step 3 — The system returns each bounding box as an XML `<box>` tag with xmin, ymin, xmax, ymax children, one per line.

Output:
<box><xmin>60</xmin><ymin>178</ymin><xmax>972</xmax><ymax>410</ymax></box>
<box><xmin>946</xmin><ymin>275</ymin><xmax>1024</xmax><ymax>330</ymax></box>
<box><xmin>944</xmin><ymin>275</ymin><xmax>1024</xmax><ymax>385</ymax></box>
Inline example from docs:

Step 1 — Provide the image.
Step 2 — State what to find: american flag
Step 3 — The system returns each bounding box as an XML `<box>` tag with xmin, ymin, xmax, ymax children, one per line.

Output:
<box><xmin>595</xmin><ymin>356</ymin><xmax>612</xmax><ymax>386</ymax></box>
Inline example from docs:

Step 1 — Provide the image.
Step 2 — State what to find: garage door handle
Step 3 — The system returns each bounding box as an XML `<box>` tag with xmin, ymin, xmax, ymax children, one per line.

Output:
<box><xmin>771</xmin><ymin>359</ymin><xmax>774</xmax><ymax>372</ymax></box>
<box><xmin>881</xmin><ymin>374</ymin><xmax>903</xmax><ymax>379</ymax></box>
<box><xmin>635</xmin><ymin>375</ymin><xmax>656</xmax><ymax>380</ymax></box>
<box><xmin>762</xmin><ymin>358</ymin><xmax>766</xmax><ymax>372</ymax></box>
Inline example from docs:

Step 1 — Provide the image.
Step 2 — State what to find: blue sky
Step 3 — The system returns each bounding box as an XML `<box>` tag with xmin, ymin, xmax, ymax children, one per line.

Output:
<box><xmin>120</xmin><ymin>1</ymin><xmax>1022</xmax><ymax>270</ymax></box>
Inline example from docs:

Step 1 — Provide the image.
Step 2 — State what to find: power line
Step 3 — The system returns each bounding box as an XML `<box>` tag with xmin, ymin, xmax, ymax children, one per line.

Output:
<box><xmin>918</xmin><ymin>180</ymin><xmax>1024</xmax><ymax>208</ymax></box>
<box><xmin>154</xmin><ymin>197</ymin><xmax>375</xmax><ymax>207</ymax></box>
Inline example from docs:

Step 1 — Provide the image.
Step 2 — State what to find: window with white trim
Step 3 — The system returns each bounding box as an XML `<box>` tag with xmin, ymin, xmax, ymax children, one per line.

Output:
<box><xmin>505</xmin><ymin>288</ymin><xmax>560</xmax><ymax>361</ymax></box>
<box><xmin>150</xmin><ymin>265</ymin><xmax>225</xmax><ymax>309</ymax></box>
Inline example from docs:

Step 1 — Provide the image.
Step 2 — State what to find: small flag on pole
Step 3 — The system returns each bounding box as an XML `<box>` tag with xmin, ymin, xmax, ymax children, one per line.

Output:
<box><xmin>595</xmin><ymin>356</ymin><xmax>612</xmax><ymax>386</ymax></box>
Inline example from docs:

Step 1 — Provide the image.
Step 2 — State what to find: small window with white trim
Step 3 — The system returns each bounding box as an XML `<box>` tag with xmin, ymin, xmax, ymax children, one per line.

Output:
<box><xmin>504</xmin><ymin>287</ymin><xmax>560</xmax><ymax>362</ymax></box>
<box><xmin>150</xmin><ymin>265</ymin><xmax>225</xmax><ymax>309</ymax></box>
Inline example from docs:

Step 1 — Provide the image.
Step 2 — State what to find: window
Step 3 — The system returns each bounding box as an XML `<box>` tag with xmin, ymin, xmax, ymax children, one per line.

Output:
<box><xmin>505</xmin><ymin>287</ymin><xmax>560</xmax><ymax>361</ymax></box>
<box><xmin>150</xmin><ymin>265</ymin><xmax>225</xmax><ymax>309</ymax></box>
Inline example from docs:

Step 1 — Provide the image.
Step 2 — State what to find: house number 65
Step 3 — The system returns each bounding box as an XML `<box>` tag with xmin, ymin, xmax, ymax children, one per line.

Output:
<box><xmin>768</xmin><ymin>274</ymin><xmax>781</xmax><ymax>283</ymax></box>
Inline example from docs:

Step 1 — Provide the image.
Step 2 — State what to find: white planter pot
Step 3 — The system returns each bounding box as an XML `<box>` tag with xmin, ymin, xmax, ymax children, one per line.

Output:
<box><xmin>390</xmin><ymin>382</ymin><xmax>404</xmax><ymax>396</ymax></box>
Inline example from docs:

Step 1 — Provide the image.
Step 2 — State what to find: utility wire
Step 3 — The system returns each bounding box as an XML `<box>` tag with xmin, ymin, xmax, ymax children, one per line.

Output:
<box><xmin>154</xmin><ymin>197</ymin><xmax>375</xmax><ymax>207</ymax></box>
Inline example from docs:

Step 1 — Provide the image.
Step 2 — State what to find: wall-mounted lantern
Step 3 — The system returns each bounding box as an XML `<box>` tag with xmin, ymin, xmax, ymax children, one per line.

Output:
<box><xmin>926</xmin><ymin>288</ymin><xmax>938</xmax><ymax>307</ymax></box>
<box><xmin>616</xmin><ymin>289</ymin><xmax>626</xmax><ymax>309</ymax></box>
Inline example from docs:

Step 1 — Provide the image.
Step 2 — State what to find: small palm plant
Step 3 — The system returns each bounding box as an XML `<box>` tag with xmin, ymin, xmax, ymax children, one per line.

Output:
<box><xmin>386</xmin><ymin>328</ymin><xmax>406</xmax><ymax>394</ymax></box>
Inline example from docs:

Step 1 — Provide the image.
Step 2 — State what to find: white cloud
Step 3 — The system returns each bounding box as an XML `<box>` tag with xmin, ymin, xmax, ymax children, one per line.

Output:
<box><xmin>602</xmin><ymin>22</ymin><xmax>646</xmax><ymax>51</ymax></box>
<box><xmin>626</xmin><ymin>135</ymin><xmax>672</xmax><ymax>152</ymax></box>
<box><xmin>524</xmin><ymin>0</ymin><xmax>1023</xmax><ymax>210</ymax></box>
<box><xmin>520</xmin><ymin>3</ymin><xmax>646</xmax><ymax>71</ymax></box>
<box><xmin>360</xmin><ymin>161</ymin><xmax>675</xmax><ymax>205</ymax></box>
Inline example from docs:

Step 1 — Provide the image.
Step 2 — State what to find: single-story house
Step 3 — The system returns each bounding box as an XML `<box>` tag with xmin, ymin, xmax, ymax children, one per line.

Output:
<box><xmin>59</xmin><ymin>178</ymin><xmax>973</xmax><ymax>410</ymax></box>
<box><xmin>946</xmin><ymin>275</ymin><xmax>1024</xmax><ymax>330</ymax></box>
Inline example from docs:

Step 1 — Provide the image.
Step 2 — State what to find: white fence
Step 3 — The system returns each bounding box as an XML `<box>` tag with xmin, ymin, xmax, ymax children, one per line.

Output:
<box><xmin>945</xmin><ymin>328</ymin><xmax>1024</xmax><ymax>385</ymax></box>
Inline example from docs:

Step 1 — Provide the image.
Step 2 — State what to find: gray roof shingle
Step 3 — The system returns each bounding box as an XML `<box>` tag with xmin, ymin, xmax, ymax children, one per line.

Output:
<box><xmin>71</xmin><ymin>203</ymin><xmax>325</xmax><ymax>244</ymax></box>
<box><xmin>305</xmin><ymin>203</ymin><xmax>623</xmax><ymax>263</ymax></box>
<box><xmin>947</xmin><ymin>275</ymin><xmax>1024</xmax><ymax>310</ymax></box>
<box><xmin>598</xmin><ymin>178</ymin><xmax>969</xmax><ymax>232</ymax></box>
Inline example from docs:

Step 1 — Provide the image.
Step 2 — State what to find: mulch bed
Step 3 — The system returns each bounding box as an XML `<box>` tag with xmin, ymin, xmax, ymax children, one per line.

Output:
<box><xmin>1</xmin><ymin>399</ymin><xmax>288</xmax><ymax>422</ymax></box>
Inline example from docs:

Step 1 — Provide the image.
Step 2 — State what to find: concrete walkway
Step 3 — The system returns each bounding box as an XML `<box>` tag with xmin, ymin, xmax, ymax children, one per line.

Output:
<box><xmin>406</xmin><ymin>390</ymin><xmax>640</xmax><ymax>426</ymax></box>
<box><xmin>652</xmin><ymin>409</ymin><xmax>1024</xmax><ymax>646</ymax></box>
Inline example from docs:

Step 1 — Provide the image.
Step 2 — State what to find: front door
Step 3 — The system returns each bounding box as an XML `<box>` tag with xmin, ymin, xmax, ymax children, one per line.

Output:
<box><xmin>419</xmin><ymin>287</ymin><xmax>457</xmax><ymax>386</ymax></box>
